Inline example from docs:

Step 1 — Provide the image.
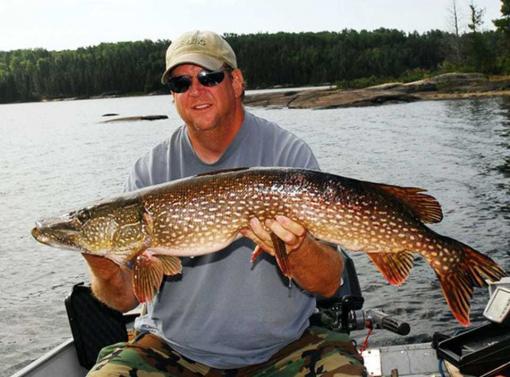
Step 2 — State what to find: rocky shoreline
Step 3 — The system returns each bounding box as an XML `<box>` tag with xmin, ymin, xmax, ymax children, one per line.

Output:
<box><xmin>244</xmin><ymin>73</ymin><xmax>510</xmax><ymax>109</ymax></box>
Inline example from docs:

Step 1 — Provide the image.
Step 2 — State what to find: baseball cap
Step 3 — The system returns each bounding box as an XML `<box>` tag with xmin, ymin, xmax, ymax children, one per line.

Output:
<box><xmin>161</xmin><ymin>30</ymin><xmax>238</xmax><ymax>84</ymax></box>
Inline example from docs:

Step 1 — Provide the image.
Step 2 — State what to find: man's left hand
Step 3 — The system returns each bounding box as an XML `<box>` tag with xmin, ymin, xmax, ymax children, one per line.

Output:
<box><xmin>239</xmin><ymin>215</ymin><xmax>308</xmax><ymax>258</ymax></box>
<box><xmin>240</xmin><ymin>215</ymin><xmax>343</xmax><ymax>297</ymax></box>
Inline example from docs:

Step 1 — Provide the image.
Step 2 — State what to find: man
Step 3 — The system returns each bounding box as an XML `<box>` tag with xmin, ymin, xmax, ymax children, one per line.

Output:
<box><xmin>85</xmin><ymin>30</ymin><xmax>365</xmax><ymax>376</ymax></box>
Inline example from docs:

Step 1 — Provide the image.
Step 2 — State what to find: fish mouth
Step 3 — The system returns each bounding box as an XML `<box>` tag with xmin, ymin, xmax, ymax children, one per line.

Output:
<box><xmin>31</xmin><ymin>226</ymin><xmax>49</xmax><ymax>244</ymax></box>
<box><xmin>31</xmin><ymin>217</ymin><xmax>82</xmax><ymax>251</ymax></box>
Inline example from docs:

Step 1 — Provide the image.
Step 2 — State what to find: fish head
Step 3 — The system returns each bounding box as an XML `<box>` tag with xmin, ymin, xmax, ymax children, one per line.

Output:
<box><xmin>32</xmin><ymin>212</ymin><xmax>84</xmax><ymax>251</ymax></box>
<box><xmin>32</xmin><ymin>196</ymin><xmax>149</xmax><ymax>257</ymax></box>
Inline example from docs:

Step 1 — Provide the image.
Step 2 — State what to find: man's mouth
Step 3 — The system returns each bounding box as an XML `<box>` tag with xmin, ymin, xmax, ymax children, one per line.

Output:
<box><xmin>192</xmin><ymin>103</ymin><xmax>212</xmax><ymax>110</ymax></box>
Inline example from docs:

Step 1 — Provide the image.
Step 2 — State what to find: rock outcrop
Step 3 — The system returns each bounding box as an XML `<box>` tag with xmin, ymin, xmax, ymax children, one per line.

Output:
<box><xmin>101</xmin><ymin>115</ymin><xmax>168</xmax><ymax>123</ymax></box>
<box><xmin>244</xmin><ymin>73</ymin><xmax>510</xmax><ymax>109</ymax></box>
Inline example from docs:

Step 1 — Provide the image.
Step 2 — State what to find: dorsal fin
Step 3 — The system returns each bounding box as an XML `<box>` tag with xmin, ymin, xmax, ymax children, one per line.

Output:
<box><xmin>368</xmin><ymin>183</ymin><xmax>443</xmax><ymax>223</ymax></box>
<box><xmin>195</xmin><ymin>167</ymin><xmax>250</xmax><ymax>178</ymax></box>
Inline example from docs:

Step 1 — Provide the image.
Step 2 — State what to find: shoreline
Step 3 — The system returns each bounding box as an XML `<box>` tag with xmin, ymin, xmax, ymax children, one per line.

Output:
<box><xmin>243</xmin><ymin>88</ymin><xmax>510</xmax><ymax>109</ymax></box>
<box><xmin>3</xmin><ymin>73</ymin><xmax>509</xmax><ymax>109</ymax></box>
<box><xmin>416</xmin><ymin>90</ymin><xmax>510</xmax><ymax>101</ymax></box>
<box><xmin>244</xmin><ymin>73</ymin><xmax>510</xmax><ymax>109</ymax></box>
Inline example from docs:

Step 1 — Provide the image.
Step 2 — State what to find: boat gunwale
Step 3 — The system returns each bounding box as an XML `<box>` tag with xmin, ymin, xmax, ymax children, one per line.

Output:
<box><xmin>10</xmin><ymin>338</ymin><xmax>85</xmax><ymax>377</ymax></box>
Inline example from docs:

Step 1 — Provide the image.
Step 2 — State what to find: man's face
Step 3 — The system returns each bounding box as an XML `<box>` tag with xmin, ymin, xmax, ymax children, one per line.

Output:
<box><xmin>170</xmin><ymin>64</ymin><xmax>241</xmax><ymax>133</ymax></box>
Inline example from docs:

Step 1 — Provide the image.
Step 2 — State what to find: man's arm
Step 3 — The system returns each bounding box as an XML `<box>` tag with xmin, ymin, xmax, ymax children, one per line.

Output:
<box><xmin>84</xmin><ymin>160</ymin><xmax>147</xmax><ymax>312</ymax></box>
<box><xmin>83</xmin><ymin>254</ymin><xmax>139</xmax><ymax>312</ymax></box>
<box><xmin>287</xmin><ymin>235</ymin><xmax>343</xmax><ymax>297</ymax></box>
<box><xmin>240</xmin><ymin>216</ymin><xmax>343</xmax><ymax>297</ymax></box>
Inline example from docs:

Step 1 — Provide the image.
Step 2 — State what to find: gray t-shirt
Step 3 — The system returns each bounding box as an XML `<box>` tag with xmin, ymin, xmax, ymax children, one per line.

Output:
<box><xmin>127</xmin><ymin>111</ymin><xmax>320</xmax><ymax>369</ymax></box>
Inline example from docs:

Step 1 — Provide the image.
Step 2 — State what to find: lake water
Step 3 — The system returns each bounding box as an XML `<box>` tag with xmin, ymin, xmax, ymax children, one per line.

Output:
<box><xmin>1</xmin><ymin>94</ymin><xmax>509</xmax><ymax>375</ymax></box>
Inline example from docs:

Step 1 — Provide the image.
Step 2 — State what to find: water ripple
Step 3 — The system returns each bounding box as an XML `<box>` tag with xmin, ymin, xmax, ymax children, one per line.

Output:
<box><xmin>1</xmin><ymin>95</ymin><xmax>509</xmax><ymax>375</ymax></box>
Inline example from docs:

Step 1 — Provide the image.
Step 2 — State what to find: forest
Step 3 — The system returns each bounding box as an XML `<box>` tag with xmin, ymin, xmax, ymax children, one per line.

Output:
<box><xmin>0</xmin><ymin>1</ymin><xmax>509</xmax><ymax>103</ymax></box>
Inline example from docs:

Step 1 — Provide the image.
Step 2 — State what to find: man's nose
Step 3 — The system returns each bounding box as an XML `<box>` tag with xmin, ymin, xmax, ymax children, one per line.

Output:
<box><xmin>188</xmin><ymin>77</ymin><xmax>204</xmax><ymax>96</ymax></box>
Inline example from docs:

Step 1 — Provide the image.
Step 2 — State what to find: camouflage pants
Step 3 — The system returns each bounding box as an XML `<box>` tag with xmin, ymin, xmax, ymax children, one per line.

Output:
<box><xmin>87</xmin><ymin>326</ymin><xmax>366</xmax><ymax>377</ymax></box>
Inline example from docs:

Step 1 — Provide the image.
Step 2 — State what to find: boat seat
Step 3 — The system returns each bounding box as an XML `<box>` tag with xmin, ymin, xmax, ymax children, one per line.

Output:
<box><xmin>65</xmin><ymin>283</ymin><xmax>138</xmax><ymax>369</ymax></box>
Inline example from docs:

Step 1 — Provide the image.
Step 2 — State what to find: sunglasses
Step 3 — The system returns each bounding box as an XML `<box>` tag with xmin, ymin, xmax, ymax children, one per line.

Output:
<box><xmin>166</xmin><ymin>69</ymin><xmax>229</xmax><ymax>93</ymax></box>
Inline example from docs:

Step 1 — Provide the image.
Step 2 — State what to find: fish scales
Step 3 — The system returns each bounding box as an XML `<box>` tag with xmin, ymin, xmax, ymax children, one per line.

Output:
<box><xmin>32</xmin><ymin>167</ymin><xmax>505</xmax><ymax>325</ymax></box>
<box><xmin>140</xmin><ymin>169</ymin><xmax>427</xmax><ymax>258</ymax></box>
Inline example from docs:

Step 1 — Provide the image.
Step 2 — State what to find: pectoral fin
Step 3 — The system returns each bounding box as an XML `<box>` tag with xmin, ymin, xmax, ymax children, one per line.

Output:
<box><xmin>132</xmin><ymin>250</ymin><xmax>164</xmax><ymax>303</ymax></box>
<box><xmin>367</xmin><ymin>251</ymin><xmax>414</xmax><ymax>286</ymax></box>
<box><xmin>270</xmin><ymin>232</ymin><xmax>292</xmax><ymax>281</ymax></box>
<box><xmin>157</xmin><ymin>255</ymin><xmax>182</xmax><ymax>276</ymax></box>
<box><xmin>250</xmin><ymin>245</ymin><xmax>264</xmax><ymax>264</ymax></box>
<box><xmin>132</xmin><ymin>249</ymin><xmax>183</xmax><ymax>303</ymax></box>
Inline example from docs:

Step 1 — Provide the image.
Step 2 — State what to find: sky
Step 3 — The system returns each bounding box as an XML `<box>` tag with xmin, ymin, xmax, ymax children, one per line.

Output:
<box><xmin>0</xmin><ymin>0</ymin><xmax>504</xmax><ymax>51</ymax></box>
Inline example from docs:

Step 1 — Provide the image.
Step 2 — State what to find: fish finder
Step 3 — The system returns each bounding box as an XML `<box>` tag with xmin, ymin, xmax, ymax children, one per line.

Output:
<box><xmin>483</xmin><ymin>286</ymin><xmax>510</xmax><ymax>323</ymax></box>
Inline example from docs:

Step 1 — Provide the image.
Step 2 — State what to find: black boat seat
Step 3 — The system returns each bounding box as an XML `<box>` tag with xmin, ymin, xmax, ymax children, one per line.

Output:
<box><xmin>65</xmin><ymin>283</ymin><xmax>137</xmax><ymax>369</ymax></box>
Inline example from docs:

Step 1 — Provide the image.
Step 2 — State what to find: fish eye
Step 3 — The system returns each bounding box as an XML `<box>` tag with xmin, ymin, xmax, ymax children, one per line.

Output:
<box><xmin>76</xmin><ymin>208</ymin><xmax>92</xmax><ymax>222</ymax></box>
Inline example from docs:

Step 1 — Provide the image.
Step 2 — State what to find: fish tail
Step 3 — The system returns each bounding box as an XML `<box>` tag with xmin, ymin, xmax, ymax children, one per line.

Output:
<box><xmin>431</xmin><ymin>237</ymin><xmax>506</xmax><ymax>326</ymax></box>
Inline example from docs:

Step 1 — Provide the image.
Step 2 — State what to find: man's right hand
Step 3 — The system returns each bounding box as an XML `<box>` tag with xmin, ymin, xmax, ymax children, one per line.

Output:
<box><xmin>82</xmin><ymin>254</ymin><xmax>139</xmax><ymax>312</ymax></box>
<box><xmin>83</xmin><ymin>254</ymin><xmax>122</xmax><ymax>281</ymax></box>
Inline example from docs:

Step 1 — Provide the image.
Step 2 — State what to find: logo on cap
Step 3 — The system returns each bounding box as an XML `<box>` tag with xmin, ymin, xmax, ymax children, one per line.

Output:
<box><xmin>183</xmin><ymin>34</ymin><xmax>206</xmax><ymax>47</ymax></box>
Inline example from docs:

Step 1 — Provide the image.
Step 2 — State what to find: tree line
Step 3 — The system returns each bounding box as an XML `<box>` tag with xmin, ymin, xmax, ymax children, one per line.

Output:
<box><xmin>0</xmin><ymin>22</ymin><xmax>509</xmax><ymax>103</ymax></box>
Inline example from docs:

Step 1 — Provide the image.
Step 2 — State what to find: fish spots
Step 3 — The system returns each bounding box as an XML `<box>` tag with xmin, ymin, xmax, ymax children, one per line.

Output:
<box><xmin>140</xmin><ymin>171</ymin><xmax>439</xmax><ymax>270</ymax></box>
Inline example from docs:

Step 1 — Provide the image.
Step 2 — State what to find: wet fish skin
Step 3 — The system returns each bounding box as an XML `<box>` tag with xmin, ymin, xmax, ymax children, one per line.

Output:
<box><xmin>31</xmin><ymin>167</ymin><xmax>506</xmax><ymax>324</ymax></box>
<box><xmin>31</xmin><ymin>196</ymin><xmax>183</xmax><ymax>303</ymax></box>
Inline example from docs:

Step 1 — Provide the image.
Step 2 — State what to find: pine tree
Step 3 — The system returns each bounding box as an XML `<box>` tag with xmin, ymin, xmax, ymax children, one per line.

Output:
<box><xmin>493</xmin><ymin>0</ymin><xmax>510</xmax><ymax>36</ymax></box>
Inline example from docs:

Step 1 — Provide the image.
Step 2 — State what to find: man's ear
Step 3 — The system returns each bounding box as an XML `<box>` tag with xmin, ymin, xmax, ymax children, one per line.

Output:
<box><xmin>231</xmin><ymin>69</ymin><xmax>245</xmax><ymax>98</ymax></box>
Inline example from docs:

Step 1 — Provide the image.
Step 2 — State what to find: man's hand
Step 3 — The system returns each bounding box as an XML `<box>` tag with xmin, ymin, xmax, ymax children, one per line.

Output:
<box><xmin>240</xmin><ymin>215</ymin><xmax>307</xmax><ymax>257</ymax></box>
<box><xmin>82</xmin><ymin>254</ymin><xmax>122</xmax><ymax>281</ymax></box>
<box><xmin>240</xmin><ymin>215</ymin><xmax>343</xmax><ymax>297</ymax></box>
<box><xmin>82</xmin><ymin>254</ymin><xmax>138</xmax><ymax>312</ymax></box>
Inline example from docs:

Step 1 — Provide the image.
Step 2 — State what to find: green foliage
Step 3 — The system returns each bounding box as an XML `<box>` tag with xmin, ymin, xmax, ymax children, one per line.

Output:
<box><xmin>335</xmin><ymin>69</ymin><xmax>430</xmax><ymax>90</ymax></box>
<box><xmin>0</xmin><ymin>29</ymin><xmax>508</xmax><ymax>103</ymax></box>
<box><xmin>493</xmin><ymin>0</ymin><xmax>510</xmax><ymax>72</ymax></box>
<box><xmin>493</xmin><ymin>0</ymin><xmax>510</xmax><ymax>35</ymax></box>
<box><xmin>468</xmin><ymin>3</ymin><xmax>484</xmax><ymax>33</ymax></box>
<box><xmin>0</xmin><ymin>40</ymin><xmax>168</xmax><ymax>103</ymax></box>
<box><xmin>336</xmin><ymin>76</ymin><xmax>384</xmax><ymax>90</ymax></box>
<box><xmin>399</xmin><ymin>68</ymin><xmax>430</xmax><ymax>83</ymax></box>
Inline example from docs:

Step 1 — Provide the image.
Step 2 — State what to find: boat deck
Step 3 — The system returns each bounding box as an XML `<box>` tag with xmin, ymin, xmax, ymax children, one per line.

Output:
<box><xmin>363</xmin><ymin>343</ymin><xmax>441</xmax><ymax>377</ymax></box>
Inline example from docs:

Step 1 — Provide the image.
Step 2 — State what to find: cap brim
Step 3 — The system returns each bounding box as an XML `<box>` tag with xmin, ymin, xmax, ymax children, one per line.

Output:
<box><xmin>161</xmin><ymin>53</ymin><xmax>224</xmax><ymax>84</ymax></box>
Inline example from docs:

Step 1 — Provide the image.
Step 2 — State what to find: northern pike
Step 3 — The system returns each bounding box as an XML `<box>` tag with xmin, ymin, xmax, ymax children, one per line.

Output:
<box><xmin>31</xmin><ymin>167</ymin><xmax>505</xmax><ymax>325</ymax></box>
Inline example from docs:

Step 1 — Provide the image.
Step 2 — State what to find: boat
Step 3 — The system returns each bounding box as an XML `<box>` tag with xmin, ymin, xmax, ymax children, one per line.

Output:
<box><xmin>10</xmin><ymin>339</ymin><xmax>87</xmax><ymax>377</ymax></box>
<box><xmin>10</xmin><ymin>251</ymin><xmax>510</xmax><ymax>377</ymax></box>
